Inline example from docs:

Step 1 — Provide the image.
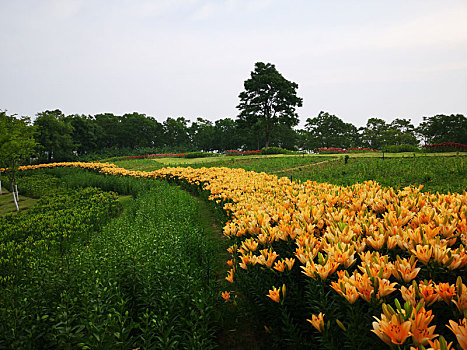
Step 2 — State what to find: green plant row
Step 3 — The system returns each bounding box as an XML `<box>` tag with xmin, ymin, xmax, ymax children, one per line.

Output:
<box><xmin>0</xmin><ymin>175</ymin><xmax>121</xmax><ymax>285</ymax></box>
<box><xmin>0</xmin><ymin>170</ymin><xmax>221</xmax><ymax>349</ymax></box>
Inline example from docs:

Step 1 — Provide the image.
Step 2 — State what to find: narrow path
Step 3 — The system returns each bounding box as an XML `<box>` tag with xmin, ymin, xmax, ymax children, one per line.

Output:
<box><xmin>270</xmin><ymin>159</ymin><xmax>335</xmax><ymax>175</ymax></box>
<box><xmin>189</xmin><ymin>191</ymin><xmax>269</xmax><ymax>349</ymax></box>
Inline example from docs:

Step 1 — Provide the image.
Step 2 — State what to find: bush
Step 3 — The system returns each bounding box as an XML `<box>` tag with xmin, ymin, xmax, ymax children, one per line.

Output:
<box><xmin>260</xmin><ymin>147</ymin><xmax>291</xmax><ymax>155</ymax></box>
<box><xmin>383</xmin><ymin>144</ymin><xmax>420</xmax><ymax>153</ymax></box>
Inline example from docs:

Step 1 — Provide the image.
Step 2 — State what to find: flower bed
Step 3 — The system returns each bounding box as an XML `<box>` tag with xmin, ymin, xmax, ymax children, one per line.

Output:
<box><xmin>224</xmin><ymin>150</ymin><xmax>262</xmax><ymax>156</ymax></box>
<box><xmin>422</xmin><ymin>142</ymin><xmax>467</xmax><ymax>153</ymax></box>
<box><xmin>11</xmin><ymin>161</ymin><xmax>467</xmax><ymax>349</ymax></box>
<box><xmin>123</xmin><ymin>153</ymin><xmax>185</xmax><ymax>159</ymax></box>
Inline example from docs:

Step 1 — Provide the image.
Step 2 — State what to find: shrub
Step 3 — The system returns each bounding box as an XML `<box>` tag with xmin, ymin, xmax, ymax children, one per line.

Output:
<box><xmin>260</xmin><ymin>147</ymin><xmax>291</xmax><ymax>155</ymax></box>
<box><xmin>383</xmin><ymin>144</ymin><xmax>420</xmax><ymax>153</ymax></box>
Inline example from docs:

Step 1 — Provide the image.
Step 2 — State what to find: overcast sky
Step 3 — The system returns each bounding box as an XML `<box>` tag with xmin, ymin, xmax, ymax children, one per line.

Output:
<box><xmin>1</xmin><ymin>0</ymin><xmax>466</xmax><ymax>127</ymax></box>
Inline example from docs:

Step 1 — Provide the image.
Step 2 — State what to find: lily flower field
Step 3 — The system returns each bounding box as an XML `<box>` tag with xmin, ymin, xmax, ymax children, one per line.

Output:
<box><xmin>5</xmin><ymin>160</ymin><xmax>466</xmax><ymax>349</ymax></box>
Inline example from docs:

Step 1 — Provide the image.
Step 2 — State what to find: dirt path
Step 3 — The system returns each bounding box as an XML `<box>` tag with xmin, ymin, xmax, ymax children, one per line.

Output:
<box><xmin>189</xmin><ymin>192</ymin><xmax>269</xmax><ymax>349</ymax></box>
<box><xmin>270</xmin><ymin>159</ymin><xmax>335</xmax><ymax>175</ymax></box>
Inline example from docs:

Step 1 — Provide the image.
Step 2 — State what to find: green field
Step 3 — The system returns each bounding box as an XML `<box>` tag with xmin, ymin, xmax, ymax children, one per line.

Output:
<box><xmin>112</xmin><ymin>153</ymin><xmax>466</xmax><ymax>194</ymax></box>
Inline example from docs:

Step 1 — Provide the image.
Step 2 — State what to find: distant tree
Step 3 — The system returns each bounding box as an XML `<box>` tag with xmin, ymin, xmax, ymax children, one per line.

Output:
<box><xmin>417</xmin><ymin>114</ymin><xmax>467</xmax><ymax>145</ymax></box>
<box><xmin>190</xmin><ymin>118</ymin><xmax>216</xmax><ymax>151</ymax></box>
<box><xmin>305</xmin><ymin>112</ymin><xmax>358</xmax><ymax>150</ymax></box>
<box><xmin>213</xmin><ymin>118</ymin><xmax>243</xmax><ymax>151</ymax></box>
<box><xmin>360</xmin><ymin>118</ymin><xmax>388</xmax><ymax>149</ymax></box>
<box><xmin>295</xmin><ymin>129</ymin><xmax>309</xmax><ymax>151</ymax></box>
<box><xmin>386</xmin><ymin>118</ymin><xmax>418</xmax><ymax>146</ymax></box>
<box><xmin>93</xmin><ymin>113</ymin><xmax>121</xmax><ymax>149</ymax></box>
<box><xmin>120</xmin><ymin>113</ymin><xmax>164</xmax><ymax>150</ymax></box>
<box><xmin>65</xmin><ymin>114</ymin><xmax>99</xmax><ymax>155</ymax></box>
<box><xmin>236</xmin><ymin>62</ymin><xmax>303</xmax><ymax>148</ymax></box>
<box><xmin>0</xmin><ymin>111</ymin><xmax>37</xmax><ymax>210</ymax></box>
<box><xmin>163</xmin><ymin>117</ymin><xmax>192</xmax><ymax>151</ymax></box>
<box><xmin>34</xmin><ymin>110</ymin><xmax>74</xmax><ymax>162</ymax></box>
<box><xmin>270</xmin><ymin>124</ymin><xmax>298</xmax><ymax>150</ymax></box>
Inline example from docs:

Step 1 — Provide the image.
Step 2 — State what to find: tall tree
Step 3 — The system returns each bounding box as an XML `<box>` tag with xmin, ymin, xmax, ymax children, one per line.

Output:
<box><xmin>305</xmin><ymin>111</ymin><xmax>358</xmax><ymax>150</ymax></box>
<box><xmin>190</xmin><ymin>118</ymin><xmax>216</xmax><ymax>151</ymax></box>
<box><xmin>34</xmin><ymin>110</ymin><xmax>74</xmax><ymax>162</ymax></box>
<box><xmin>386</xmin><ymin>118</ymin><xmax>418</xmax><ymax>146</ymax></box>
<box><xmin>213</xmin><ymin>118</ymin><xmax>243</xmax><ymax>151</ymax></box>
<box><xmin>120</xmin><ymin>112</ymin><xmax>164</xmax><ymax>150</ymax></box>
<box><xmin>360</xmin><ymin>118</ymin><xmax>388</xmax><ymax>149</ymax></box>
<box><xmin>93</xmin><ymin>113</ymin><xmax>121</xmax><ymax>149</ymax></box>
<box><xmin>65</xmin><ymin>114</ymin><xmax>99</xmax><ymax>156</ymax></box>
<box><xmin>163</xmin><ymin>117</ymin><xmax>192</xmax><ymax>151</ymax></box>
<box><xmin>0</xmin><ymin>111</ymin><xmax>37</xmax><ymax>210</ymax></box>
<box><xmin>417</xmin><ymin>114</ymin><xmax>467</xmax><ymax>145</ymax></box>
<box><xmin>236</xmin><ymin>62</ymin><xmax>303</xmax><ymax>148</ymax></box>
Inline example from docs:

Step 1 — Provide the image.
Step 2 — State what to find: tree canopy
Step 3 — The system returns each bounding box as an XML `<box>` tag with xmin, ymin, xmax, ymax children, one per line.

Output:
<box><xmin>0</xmin><ymin>111</ymin><xmax>37</xmax><ymax>209</ymax></box>
<box><xmin>305</xmin><ymin>112</ymin><xmax>358</xmax><ymax>149</ymax></box>
<box><xmin>236</xmin><ymin>62</ymin><xmax>302</xmax><ymax>148</ymax></box>
<box><xmin>417</xmin><ymin>114</ymin><xmax>467</xmax><ymax>145</ymax></box>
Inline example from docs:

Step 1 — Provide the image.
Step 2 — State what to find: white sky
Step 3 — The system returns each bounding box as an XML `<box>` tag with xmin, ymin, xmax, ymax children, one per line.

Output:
<box><xmin>1</xmin><ymin>0</ymin><xmax>466</xmax><ymax>128</ymax></box>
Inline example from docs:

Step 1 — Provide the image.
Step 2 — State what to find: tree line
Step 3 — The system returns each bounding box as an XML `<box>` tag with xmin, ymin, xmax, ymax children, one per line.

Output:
<box><xmin>1</xmin><ymin>109</ymin><xmax>465</xmax><ymax>163</ymax></box>
<box><xmin>1</xmin><ymin>62</ymin><xmax>466</xmax><ymax>164</ymax></box>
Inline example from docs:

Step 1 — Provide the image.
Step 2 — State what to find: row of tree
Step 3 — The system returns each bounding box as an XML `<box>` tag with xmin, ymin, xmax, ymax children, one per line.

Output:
<box><xmin>1</xmin><ymin>109</ymin><xmax>466</xmax><ymax>163</ymax></box>
<box><xmin>1</xmin><ymin>62</ymin><xmax>466</xmax><ymax>164</ymax></box>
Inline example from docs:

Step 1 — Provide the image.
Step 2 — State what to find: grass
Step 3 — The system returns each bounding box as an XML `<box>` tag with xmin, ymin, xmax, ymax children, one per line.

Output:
<box><xmin>0</xmin><ymin>188</ymin><xmax>38</xmax><ymax>215</ymax></box>
<box><xmin>112</xmin><ymin>155</ymin><xmax>333</xmax><ymax>173</ymax></box>
<box><xmin>285</xmin><ymin>155</ymin><xmax>467</xmax><ymax>193</ymax></box>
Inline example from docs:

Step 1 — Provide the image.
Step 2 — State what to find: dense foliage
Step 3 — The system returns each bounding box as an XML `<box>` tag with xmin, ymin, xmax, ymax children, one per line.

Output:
<box><xmin>236</xmin><ymin>62</ymin><xmax>303</xmax><ymax>148</ymax></box>
<box><xmin>1</xmin><ymin>109</ymin><xmax>466</xmax><ymax>164</ymax></box>
<box><xmin>0</xmin><ymin>173</ymin><xmax>122</xmax><ymax>285</ymax></box>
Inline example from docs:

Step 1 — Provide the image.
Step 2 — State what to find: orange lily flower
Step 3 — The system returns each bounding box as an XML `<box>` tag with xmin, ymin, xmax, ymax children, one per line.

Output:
<box><xmin>307</xmin><ymin>312</ymin><xmax>325</xmax><ymax>333</ymax></box>
<box><xmin>221</xmin><ymin>291</ymin><xmax>231</xmax><ymax>302</ymax></box>
<box><xmin>377</xmin><ymin>278</ymin><xmax>398</xmax><ymax>298</ymax></box>
<box><xmin>331</xmin><ymin>280</ymin><xmax>359</xmax><ymax>304</ymax></box>
<box><xmin>267</xmin><ymin>286</ymin><xmax>281</xmax><ymax>303</ymax></box>
<box><xmin>372</xmin><ymin>314</ymin><xmax>412</xmax><ymax>346</ymax></box>
<box><xmin>447</xmin><ymin>318</ymin><xmax>467</xmax><ymax>350</ymax></box>
<box><xmin>354</xmin><ymin>272</ymin><xmax>375</xmax><ymax>303</ymax></box>
<box><xmin>426</xmin><ymin>337</ymin><xmax>454</xmax><ymax>350</ymax></box>
<box><xmin>419</xmin><ymin>281</ymin><xmax>440</xmax><ymax>306</ymax></box>
<box><xmin>284</xmin><ymin>257</ymin><xmax>295</xmax><ymax>271</ymax></box>
<box><xmin>392</xmin><ymin>256</ymin><xmax>421</xmax><ymax>283</ymax></box>
<box><xmin>273</xmin><ymin>260</ymin><xmax>286</xmax><ymax>272</ymax></box>
<box><xmin>411</xmin><ymin>307</ymin><xmax>438</xmax><ymax>346</ymax></box>
<box><xmin>436</xmin><ymin>282</ymin><xmax>456</xmax><ymax>303</ymax></box>
<box><xmin>225</xmin><ymin>268</ymin><xmax>234</xmax><ymax>283</ymax></box>
<box><xmin>411</xmin><ymin>245</ymin><xmax>433</xmax><ymax>265</ymax></box>
<box><xmin>401</xmin><ymin>285</ymin><xmax>418</xmax><ymax>306</ymax></box>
